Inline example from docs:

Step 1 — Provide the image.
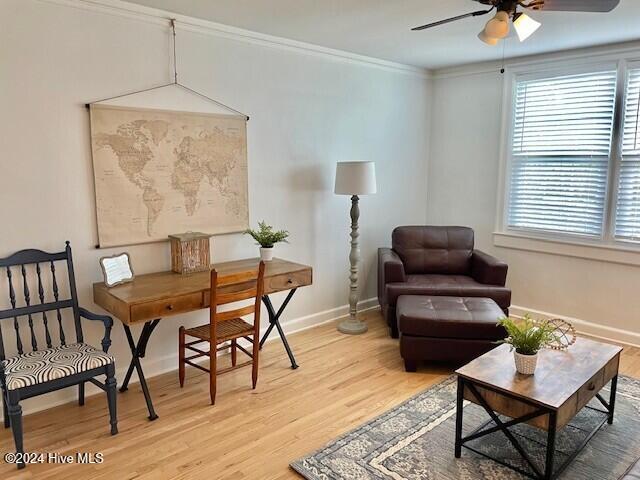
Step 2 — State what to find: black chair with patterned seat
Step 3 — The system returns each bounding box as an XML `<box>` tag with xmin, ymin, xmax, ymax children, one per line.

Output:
<box><xmin>0</xmin><ymin>242</ymin><xmax>117</xmax><ymax>469</ymax></box>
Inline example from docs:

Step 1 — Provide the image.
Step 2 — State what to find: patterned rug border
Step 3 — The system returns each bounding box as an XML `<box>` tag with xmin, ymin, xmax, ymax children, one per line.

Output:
<box><xmin>290</xmin><ymin>374</ymin><xmax>639</xmax><ymax>480</ymax></box>
<box><xmin>289</xmin><ymin>375</ymin><xmax>457</xmax><ymax>478</ymax></box>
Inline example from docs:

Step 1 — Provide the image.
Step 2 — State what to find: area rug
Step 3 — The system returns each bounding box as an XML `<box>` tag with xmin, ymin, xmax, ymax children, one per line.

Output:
<box><xmin>291</xmin><ymin>375</ymin><xmax>640</xmax><ymax>479</ymax></box>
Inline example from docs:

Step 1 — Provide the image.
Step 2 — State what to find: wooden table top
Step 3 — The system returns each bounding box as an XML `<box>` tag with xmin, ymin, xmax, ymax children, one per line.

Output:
<box><xmin>456</xmin><ymin>338</ymin><xmax>622</xmax><ymax>410</ymax></box>
<box><xmin>93</xmin><ymin>258</ymin><xmax>313</xmax><ymax>325</ymax></box>
<box><xmin>93</xmin><ymin>258</ymin><xmax>311</xmax><ymax>304</ymax></box>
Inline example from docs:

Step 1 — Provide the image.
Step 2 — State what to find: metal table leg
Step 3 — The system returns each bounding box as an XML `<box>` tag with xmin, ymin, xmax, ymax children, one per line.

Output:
<box><xmin>259</xmin><ymin>290</ymin><xmax>299</xmax><ymax>369</ymax></box>
<box><xmin>454</xmin><ymin>376</ymin><xmax>464</xmax><ymax>458</ymax></box>
<box><xmin>457</xmin><ymin>378</ymin><xmax>615</xmax><ymax>480</ymax></box>
<box><xmin>608</xmin><ymin>375</ymin><xmax>618</xmax><ymax>424</ymax></box>
<box><xmin>544</xmin><ymin>412</ymin><xmax>557</xmax><ymax>480</ymax></box>
<box><xmin>120</xmin><ymin>320</ymin><xmax>160</xmax><ymax>421</ymax></box>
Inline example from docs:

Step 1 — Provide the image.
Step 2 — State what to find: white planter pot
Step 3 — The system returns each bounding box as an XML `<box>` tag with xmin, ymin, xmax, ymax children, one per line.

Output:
<box><xmin>514</xmin><ymin>351</ymin><xmax>538</xmax><ymax>375</ymax></box>
<box><xmin>260</xmin><ymin>247</ymin><xmax>274</xmax><ymax>261</ymax></box>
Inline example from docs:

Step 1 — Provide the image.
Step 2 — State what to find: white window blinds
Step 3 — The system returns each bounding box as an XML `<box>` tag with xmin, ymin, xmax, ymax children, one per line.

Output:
<box><xmin>615</xmin><ymin>67</ymin><xmax>640</xmax><ymax>241</ymax></box>
<box><xmin>508</xmin><ymin>70</ymin><xmax>617</xmax><ymax>236</ymax></box>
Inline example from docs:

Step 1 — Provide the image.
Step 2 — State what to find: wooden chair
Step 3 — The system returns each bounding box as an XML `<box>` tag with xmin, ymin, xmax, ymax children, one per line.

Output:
<box><xmin>0</xmin><ymin>242</ymin><xmax>117</xmax><ymax>469</ymax></box>
<box><xmin>179</xmin><ymin>262</ymin><xmax>265</xmax><ymax>404</ymax></box>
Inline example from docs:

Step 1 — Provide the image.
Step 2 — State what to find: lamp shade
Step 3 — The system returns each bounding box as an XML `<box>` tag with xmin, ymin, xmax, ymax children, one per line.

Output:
<box><xmin>513</xmin><ymin>12</ymin><xmax>541</xmax><ymax>42</ymax></box>
<box><xmin>484</xmin><ymin>11</ymin><xmax>510</xmax><ymax>39</ymax></box>
<box><xmin>478</xmin><ymin>28</ymin><xmax>499</xmax><ymax>46</ymax></box>
<box><xmin>334</xmin><ymin>161</ymin><xmax>377</xmax><ymax>195</ymax></box>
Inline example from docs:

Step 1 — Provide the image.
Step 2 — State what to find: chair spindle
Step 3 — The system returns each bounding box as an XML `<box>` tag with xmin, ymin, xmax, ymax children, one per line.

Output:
<box><xmin>50</xmin><ymin>261</ymin><xmax>66</xmax><ymax>346</ymax></box>
<box><xmin>36</xmin><ymin>263</ymin><xmax>53</xmax><ymax>348</ymax></box>
<box><xmin>6</xmin><ymin>266</ymin><xmax>23</xmax><ymax>354</ymax></box>
<box><xmin>21</xmin><ymin>265</ymin><xmax>38</xmax><ymax>351</ymax></box>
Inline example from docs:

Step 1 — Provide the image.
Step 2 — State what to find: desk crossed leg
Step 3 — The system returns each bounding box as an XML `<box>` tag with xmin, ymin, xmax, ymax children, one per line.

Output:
<box><xmin>259</xmin><ymin>290</ymin><xmax>299</xmax><ymax>369</ymax></box>
<box><xmin>117</xmin><ymin>292</ymin><xmax>300</xmax><ymax>422</ymax></box>
<box><xmin>119</xmin><ymin>320</ymin><xmax>160</xmax><ymax>421</ymax></box>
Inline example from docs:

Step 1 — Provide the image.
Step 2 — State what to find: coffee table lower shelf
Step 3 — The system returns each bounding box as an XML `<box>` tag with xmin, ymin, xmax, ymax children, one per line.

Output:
<box><xmin>454</xmin><ymin>375</ymin><xmax>618</xmax><ymax>480</ymax></box>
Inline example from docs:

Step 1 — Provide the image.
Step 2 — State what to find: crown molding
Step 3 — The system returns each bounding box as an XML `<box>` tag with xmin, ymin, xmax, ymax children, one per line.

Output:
<box><xmin>433</xmin><ymin>39</ymin><xmax>640</xmax><ymax>80</ymax></box>
<box><xmin>39</xmin><ymin>0</ymin><xmax>432</xmax><ymax>79</ymax></box>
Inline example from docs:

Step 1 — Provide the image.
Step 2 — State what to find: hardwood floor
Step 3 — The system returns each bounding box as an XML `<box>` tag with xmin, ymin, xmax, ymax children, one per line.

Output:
<box><xmin>1</xmin><ymin>310</ymin><xmax>639</xmax><ymax>479</ymax></box>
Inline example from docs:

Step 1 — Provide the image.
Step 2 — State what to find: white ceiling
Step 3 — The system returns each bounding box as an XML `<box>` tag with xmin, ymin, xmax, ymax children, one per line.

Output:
<box><xmin>125</xmin><ymin>0</ymin><xmax>640</xmax><ymax>69</ymax></box>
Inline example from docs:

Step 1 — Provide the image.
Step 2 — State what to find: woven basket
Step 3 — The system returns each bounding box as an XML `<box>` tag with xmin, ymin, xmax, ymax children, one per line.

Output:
<box><xmin>514</xmin><ymin>351</ymin><xmax>538</xmax><ymax>375</ymax></box>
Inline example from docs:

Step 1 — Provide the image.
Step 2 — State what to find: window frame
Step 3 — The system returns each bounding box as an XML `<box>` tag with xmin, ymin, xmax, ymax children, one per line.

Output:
<box><xmin>496</xmin><ymin>51</ymin><xmax>640</xmax><ymax>257</ymax></box>
<box><xmin>613</xmin><ymin>60</ymin><xmax>640</xmax><ymax>243</ymax></box>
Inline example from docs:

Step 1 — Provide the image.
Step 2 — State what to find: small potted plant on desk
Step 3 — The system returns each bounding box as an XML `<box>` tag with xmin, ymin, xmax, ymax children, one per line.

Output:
<box><xmin>244</xmin><ymin>221</ymin><xmax>289</xmax><ymax>262</ymax></box>
<box><xmin>498</xmin><ymin>314</ymin><xmax>558</xmax><ymax>375</ymax></box>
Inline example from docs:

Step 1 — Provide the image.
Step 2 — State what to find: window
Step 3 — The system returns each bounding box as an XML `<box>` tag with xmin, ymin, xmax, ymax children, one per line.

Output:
<box><xmin>616</xmin><ymin>67</ymin><xmax>640</xmax><ymax>241</ymax></box>
<box><xmin>505</xmin><ymin>60</ymin><xmax>640</xmax><ymax>246</ymax></box>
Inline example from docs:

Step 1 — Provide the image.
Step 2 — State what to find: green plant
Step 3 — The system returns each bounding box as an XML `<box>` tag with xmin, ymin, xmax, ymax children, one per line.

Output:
<box><xmin>497</xmin><ymin>314</ymin><xmax>558</xmax><ymax>356</ymax></box>
<box><xmin>244</xmin><ymin>221</ymin><xmax>289</xmax><ymax>248</ymax></box>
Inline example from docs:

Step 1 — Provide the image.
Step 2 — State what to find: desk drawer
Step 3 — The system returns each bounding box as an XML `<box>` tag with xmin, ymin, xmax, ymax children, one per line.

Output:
<box><xmin>131</xmin><ymin>293</ymin><xmax>204</xmax><ymax>322</ymax></box>
<box><xmin>264</xmin><ymin>270</ymin><xmax>311</xmax><ymax>294</ymax></box>
<box><xmin>577</xmin><ymin>369</ymin><xmax>605</xmax><ymax>410</ymax></box>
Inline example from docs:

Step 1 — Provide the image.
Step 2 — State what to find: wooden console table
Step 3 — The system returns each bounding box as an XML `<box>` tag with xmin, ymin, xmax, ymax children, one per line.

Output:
<box><xmin>93</xmin><ymin>258</ymin><xmax>312</xmax><ymax>420</ymax></box>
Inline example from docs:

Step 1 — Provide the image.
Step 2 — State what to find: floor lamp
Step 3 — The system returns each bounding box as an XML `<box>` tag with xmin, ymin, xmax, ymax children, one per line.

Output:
<box><xmin>334</xmin><ymin>161</ymin><xmax>377</xmax><ymax>334</ymax></box>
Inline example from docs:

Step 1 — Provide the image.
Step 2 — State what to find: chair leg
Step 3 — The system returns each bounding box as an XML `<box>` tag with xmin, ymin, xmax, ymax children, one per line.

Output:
<box><xmin>209</xmin><ymin>343</ymin><xmax>217</xmax><ymax>405</ymax></box>
<box><xmin>178</xmin><ymin>326</ymin><xmax>185</xmax><ymax>388</ymax></box>
<box><xmin>231</xmin><ymin>339</ymin><xmax>237</xmax><ymax>367</ymax></box>
<box><xmin>105</xmin><ymin>364</ymin><xmax>118</xmax><ymax>435</ymax></box>
<box><xmin>78</xmin><ymin>382</ymin><xmax>85</xmax><ymax>406</ymax></box>
<box><xmin>7</xmin><ymin>395</ymin><xmax>25</xmax><ymax>469</ymax></box>
<box><xmin>2</xmin><ymin>392</ymin><xmax>9</xmax><ymax>428</ymax></box>
<box><xmin>252</xmin><ymin>333</ymin><xmax>260</xmax><ymax>389</ymax></box>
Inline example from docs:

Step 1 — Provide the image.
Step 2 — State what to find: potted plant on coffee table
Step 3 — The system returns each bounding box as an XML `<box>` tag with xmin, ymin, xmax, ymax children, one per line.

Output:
<box><xmin>497</xmin><ymin>314</ymin><xmax>558</xmax><ymax>375</ymax></box>
<box><xmin>244</xmin><ymin>221</ymin><xmax>289</xmax><ymax>261</ymax></box>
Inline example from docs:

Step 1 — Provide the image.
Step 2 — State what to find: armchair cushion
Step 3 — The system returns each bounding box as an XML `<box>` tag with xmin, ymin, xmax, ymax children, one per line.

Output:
<box><xmin>2</xmin><ymin>342</ymin><xmax>114</xmax><ymax>391</ymax></box>
<box><xmin>385</xmin><ymin>274</ymin><xmax>511</xmax><ymax>310</ymax></box>
<box><xmin>471</xmin><ymin>250</ymin><xmax>508</xmax><ymax>286</ymax></box>
<box><xmin>392</xmin><ymin>226</ymin><xmax>474</xmax><ymax>275</ymax></box>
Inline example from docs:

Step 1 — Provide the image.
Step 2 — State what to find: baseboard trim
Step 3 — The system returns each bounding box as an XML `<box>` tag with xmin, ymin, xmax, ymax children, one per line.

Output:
<box><xmin>510</xmin><ymin>305</ymin><xmax>640</xmax><ymax>348</ymax></box>
<box><xmin>2</xmin><ymin>297</ymin><xmax>379</xmax><ymax>420</ymax></box>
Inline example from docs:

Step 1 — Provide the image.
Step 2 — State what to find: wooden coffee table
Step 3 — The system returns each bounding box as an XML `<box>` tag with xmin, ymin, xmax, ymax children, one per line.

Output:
<box><xmin>454</xmin><ymin>337</ymin><xmax>622</xmax><ymax>480</ymax></box>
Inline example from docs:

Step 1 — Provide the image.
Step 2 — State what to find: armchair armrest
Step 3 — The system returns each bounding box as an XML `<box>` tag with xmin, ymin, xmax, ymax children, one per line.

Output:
<box><xmin>378</xmin><ymin>248</ymin><xmax>406</xmax><ymax>302</ymax></box>
<box><xmin>79</xmin><ymin>307</ymin><xmax>114</xmax><ymax>353</ymax></box>
<box><xmin>471</xmin><ymin>250</ymin><xmax>508</xmax><ymax>286</ymax></box>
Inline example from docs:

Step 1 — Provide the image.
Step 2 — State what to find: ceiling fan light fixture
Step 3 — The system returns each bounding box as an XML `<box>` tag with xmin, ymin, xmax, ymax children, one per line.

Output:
<box><xmin>478</xmin><ymin>28</ymin><xmax>499</xmax><ymax>46</ymax></box>
<box><xmin>484</xmin><ymin>11</ymin><xmax>510</xmax><ymax>39</ymax></box>
<box><xmin>513</xmin><ymin>12</ymin><xmax>541</xmax><ymax>42</ymax></box>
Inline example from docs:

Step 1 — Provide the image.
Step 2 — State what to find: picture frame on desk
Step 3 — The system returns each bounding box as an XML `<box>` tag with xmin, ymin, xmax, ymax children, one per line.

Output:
<box><xmin>100</xmin><ymin>252</ymin><xmax>135</xmax><ymax>288</ymax></box>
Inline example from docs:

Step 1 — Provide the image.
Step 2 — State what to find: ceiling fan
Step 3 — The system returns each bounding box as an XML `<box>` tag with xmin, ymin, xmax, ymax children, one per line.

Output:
<box><xmin>411</xmin><ymin>0</ymin><xmax>620</xmax><ymax>45</ymax></box>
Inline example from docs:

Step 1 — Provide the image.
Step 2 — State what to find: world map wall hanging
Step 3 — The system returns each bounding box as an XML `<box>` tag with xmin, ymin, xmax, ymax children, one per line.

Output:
<box><xmin>89</xmin><ymin>104</ymin><xmax>249</xmax><ymax>248</ymax></box>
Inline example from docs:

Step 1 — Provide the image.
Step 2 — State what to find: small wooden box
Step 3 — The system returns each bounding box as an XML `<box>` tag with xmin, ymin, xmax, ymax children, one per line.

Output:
<box><xmin>169</xmin><ymin>232</ymin><xmax>212</xmax><ymax>274</ymax></box>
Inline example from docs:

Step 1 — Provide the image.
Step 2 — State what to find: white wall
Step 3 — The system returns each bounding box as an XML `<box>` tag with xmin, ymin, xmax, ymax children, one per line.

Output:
<box><xmin>0</xmin><ymin>0</ymin><xmax>431</xmax><ymax>414</ymax></box>
<box><xmin>428</xmin><ymin>55</ymin><xmax>640</xmax><ymax>345</ymax></box>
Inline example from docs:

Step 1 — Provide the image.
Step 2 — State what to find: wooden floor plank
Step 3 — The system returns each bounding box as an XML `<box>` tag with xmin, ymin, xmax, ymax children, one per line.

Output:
<box><xmin>1</xmin><ymin>310</ymin><xmax>639</xmax><ymax>479</ymax></box>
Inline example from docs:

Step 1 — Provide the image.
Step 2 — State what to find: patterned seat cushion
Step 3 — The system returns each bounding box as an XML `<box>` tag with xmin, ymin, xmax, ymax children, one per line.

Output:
<box><xmin>1</xmin><ymin>343</ymin><xmax>114</xmax><ymax>391</ymax></box>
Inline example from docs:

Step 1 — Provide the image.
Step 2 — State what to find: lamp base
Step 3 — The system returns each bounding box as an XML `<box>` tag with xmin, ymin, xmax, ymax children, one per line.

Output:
<box><xmin>337</xmin><ymin>316</ymin><xmax>368</xmax><ymax>335</ymax></box>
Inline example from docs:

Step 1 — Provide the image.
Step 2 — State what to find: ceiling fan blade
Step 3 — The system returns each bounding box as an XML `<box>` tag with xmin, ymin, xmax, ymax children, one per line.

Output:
<box><xmin>411</xmin><ymin>8</ymin><xmax>493</xmax><ymax>31</ymax></box>
<box><xmin>527</xmin><ymin>0</ymin><xmax>620</xmax><ymax>12</ymax></box>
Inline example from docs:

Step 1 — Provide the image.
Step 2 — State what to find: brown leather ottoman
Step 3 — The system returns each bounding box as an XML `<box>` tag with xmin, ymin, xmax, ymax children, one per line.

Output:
<box><xmin>397</xmin><ymin>295</ymin><xmax>507</xmax><ymax>371</ymax></box>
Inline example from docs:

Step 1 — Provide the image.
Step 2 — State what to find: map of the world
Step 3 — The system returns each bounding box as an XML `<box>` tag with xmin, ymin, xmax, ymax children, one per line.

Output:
<box><xmin>89</xmin><ymin>105</ymin><xmax>249</xmax><ymax>247</ymax></box>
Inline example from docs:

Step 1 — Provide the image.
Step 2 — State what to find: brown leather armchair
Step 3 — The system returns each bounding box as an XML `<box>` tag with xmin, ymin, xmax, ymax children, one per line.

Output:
<box><xmin>378</xmin><ymin>226</ymin><xmax>511</xmax><ymax>338</ymax></box>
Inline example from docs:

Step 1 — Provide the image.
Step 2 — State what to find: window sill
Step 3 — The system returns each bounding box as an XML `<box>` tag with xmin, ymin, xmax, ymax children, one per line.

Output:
<box><xmin>493</xmin><ymin>231</ymin><xmax>640</xmax><ymax>267</ymax></box>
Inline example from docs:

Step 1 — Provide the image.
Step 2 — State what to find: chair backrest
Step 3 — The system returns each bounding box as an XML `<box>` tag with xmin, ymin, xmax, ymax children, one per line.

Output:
<box><xmin>392</xmin><ymin>226</ymin><xmax>474</xmax><ymax>275</ymax></box>
<box><xmin>209</xmin><ymin>262</ymin><xmax>266</xmax><ymax>333</ymax></box>
<box><xmin>0</xmin><ymin>242</ymin><xmax>82</xmax><ymax>362</ymax></box>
